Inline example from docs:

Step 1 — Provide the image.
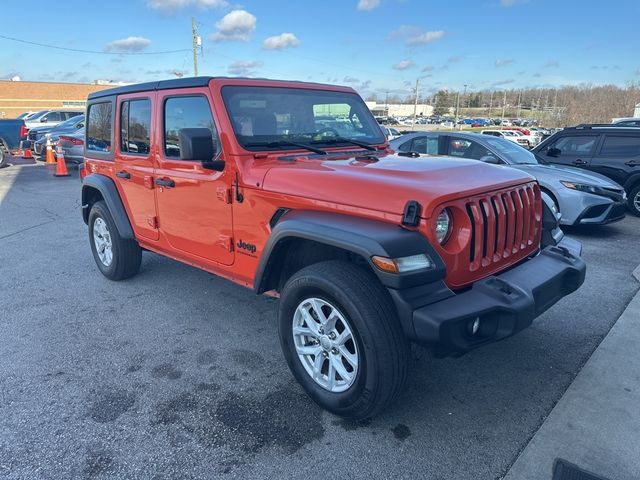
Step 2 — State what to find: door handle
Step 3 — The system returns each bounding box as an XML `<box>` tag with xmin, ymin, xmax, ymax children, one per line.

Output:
<box><xmin>155</xmin><ymin>177</ymin><xmax>175</xmax><ymax>188</ymax></box>
<box><xmin>572</xmin><ymin>159</ymin><xmax>588</xmax><ymax>166</ymax></box>
<box><xmin>625</xmin><ymin>160</ymin><xmax>640</xmax><ymax>167</ymax></box>
<box><xmin>115</xmin><ymin>170</ymin><xmax>131</xmax><ymax>179</ymax></box>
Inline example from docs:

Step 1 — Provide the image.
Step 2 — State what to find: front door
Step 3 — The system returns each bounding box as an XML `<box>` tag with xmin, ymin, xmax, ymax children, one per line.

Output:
<box><xmin>154</xmin><ymin>92</ymin><xmax>234</xmax><ymax>266</ymax></box>
<box><xmin>536</xmin><ymin>134</ymin><xmax>599</xmax><ymax>169</ymax></box>
<box><xmin>114</xmin><ymin>94</ymin><xmax>158</xmax><ymax>240</ymax></box>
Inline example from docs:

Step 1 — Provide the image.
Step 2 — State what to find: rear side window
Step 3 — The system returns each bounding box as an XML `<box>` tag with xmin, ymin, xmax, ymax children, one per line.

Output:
<box><xmin>412</xmin><ymin>136</ymin><xmax>439</xmax><ymax>155</ymax></box>
<box><xmin>120</xmin><ymin>99</ymin><xmax>151</xmax><ymax>155</ymax></box>
<box><xmin>164</xmin><ymin>96</ymin><xmax>216</xmax><ymax>159</ymax></box>
<box><xmin>87</xmin><ymin>102</ymin><xmax>113</xmax><ymax>153</ymax></box>
<box><xmin>551</xmin><ymin>135</ymin><xmax>597</xmax><ymax>155</ymax></box>
<box><xmin>599</xmin><ymin>136</ymin><xmax>640</xmax><ymax>156</ymax></box>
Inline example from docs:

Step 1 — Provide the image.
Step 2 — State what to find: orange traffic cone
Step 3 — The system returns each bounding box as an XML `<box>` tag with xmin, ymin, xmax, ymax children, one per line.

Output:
<box><xmin>54</xmin><ymin>146</ymin><xmax>70</xmax><ymax>177</ymax></box>
<box><xmin>22</xmin><ymin>148</ymin><xmax>33</xmax><ymax>159</ymax></box>
<box><xmin>45</xmin><ymin>138</ymin><xmax>56</xmax><ymax>165</ymax></box>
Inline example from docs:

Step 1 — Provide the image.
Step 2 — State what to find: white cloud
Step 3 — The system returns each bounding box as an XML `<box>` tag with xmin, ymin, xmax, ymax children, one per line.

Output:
<box><xmin>228</xmin><ymin>60</ymin><xmax>263</xmax><ymax>76</ymax></box>
<box><xmin>392</xmin><ymin>60</ymin><xmax>414</xmax><ymax>70</ymax></box>
<box><xmin>389</xmin><ymin>25</ymin><xmax>445</xmax><ymax>46</ymax></box>
<box><xmin>147</xmin><ymin>0</ymin><xmax>227</xmax><ymax>12</ymax></box>
<box><xmin>211</xmin><ymin>10</ymin><xmax>256</xmax><ymax>42</ymax></box>
<box><xmin>407</xmin><ymin>30</ymin><xmax>445</xmax><ymax>45</ymax></box>
<box><xmin>357</xmin><ymin>0</ymin><xmax>381</xmax><ymax>11</ymax></box>
<box><xmin>262</xmin><ymin>32</ymin><xmax>300</xmax><ymax>50</ymax></box>
<box><xmin>105</xmin><ymin>36</ymin><xmax>151</xmax><ymax>52</ymax></box>
<box><xmin>495</xmin><ymin>58</ymin><xmax>515</xmax><ymax>67</ymax></box>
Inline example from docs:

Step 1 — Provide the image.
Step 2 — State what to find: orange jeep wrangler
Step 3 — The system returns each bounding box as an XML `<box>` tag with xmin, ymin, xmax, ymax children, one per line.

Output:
<box><xmin>81</xmin><ymin>77</ymin><xmax>586</xmax><ymax>418</ymax></box>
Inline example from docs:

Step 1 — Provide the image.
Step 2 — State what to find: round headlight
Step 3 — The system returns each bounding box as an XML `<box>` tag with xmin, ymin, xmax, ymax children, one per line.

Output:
<box><xmin>435</xmin><ymin>209</ymin><xmax>452</xmax><ymax>245</ymax></box>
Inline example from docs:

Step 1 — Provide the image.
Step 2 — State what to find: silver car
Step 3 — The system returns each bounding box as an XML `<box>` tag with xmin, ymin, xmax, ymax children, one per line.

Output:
<box><xmin>55</xmin><ymin>130</ymin><xmax>84</xmax><ymax>165</ymax></box>
<box><xmin>390</xmin><ymin>132</ymin><xmax>627</xmax><ymax>226</ymax></box>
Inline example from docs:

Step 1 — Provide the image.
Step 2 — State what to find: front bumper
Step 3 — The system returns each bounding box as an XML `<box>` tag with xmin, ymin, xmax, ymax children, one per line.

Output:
<box><xmin>409</xmin><ymin>236</ymin><xmax>585</xmax><ymax>355</ymax></box>
<box><xmin>575</xmin><ymin>200</ymin><xmax>626</xmax><ymax>225</ymax></box>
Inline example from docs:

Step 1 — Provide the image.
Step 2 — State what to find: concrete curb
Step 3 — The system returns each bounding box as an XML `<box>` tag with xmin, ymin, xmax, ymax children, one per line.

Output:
<box><xmin>504</xmin><ymin>264</ymin><xmax>640</xmax><ymax>480</ymax></box>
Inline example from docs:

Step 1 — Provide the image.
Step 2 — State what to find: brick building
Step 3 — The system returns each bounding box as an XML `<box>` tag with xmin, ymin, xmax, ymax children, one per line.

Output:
<box><xmin>0</xmin><ymin>80</ymin><xmax>115</xmax><ymax>118</ymax></box>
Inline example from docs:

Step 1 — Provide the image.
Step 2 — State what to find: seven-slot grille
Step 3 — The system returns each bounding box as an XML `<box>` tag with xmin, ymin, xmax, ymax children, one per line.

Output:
<box><xmin>464</xmin><ymin>183</ymin><xmax>540</xmax><ymax>272</ymax></box>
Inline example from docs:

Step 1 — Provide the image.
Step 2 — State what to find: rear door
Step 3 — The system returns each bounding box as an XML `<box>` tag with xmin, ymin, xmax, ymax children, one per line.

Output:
<box><xmin>536</xmin><ymin>133</ymin><xmax>599</xmax><ymax>168</ymax></box>
<box><xmin>590</xmin><ymin>133</ymin><xmax>640</xmax><ymax>187</ymax></box>
<box><xmin>114</xmin><ymin>94</ymin><xmax>159</xmax><ymax>241</ymax></box>
<box><xmin>154</xmin><ymin>91</ymin><xmax>234</xmax><ymax>266</ymax></box>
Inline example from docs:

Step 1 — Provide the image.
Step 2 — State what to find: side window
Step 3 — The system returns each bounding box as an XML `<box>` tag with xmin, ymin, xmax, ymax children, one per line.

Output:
<box><xmin>411</xmin><ymin>136</ymin><xmax>439</xmax><ymax>155</ymax></box>
<box><xmin>87</xmin><ymin>102</ymin><xmax>113</xmax><ymax>153</ymax></box>
<box><xmin>448</xmin><ymin>138</ymin><xmax>474</xmax><ymax>158</ymax></box>
<box><xmin>43</xmin><ymin>112</ymin><xmax>61</xmax><ymax>122</ymax></box>
<box><xmin>66</xmin><ymin>112</ymin><xmax>82</xmax><ymax>120</ymax></box>
<box><xmin>599</xmin><ymin>136</ymin><xmax>640</xmax><ymax>156</ymax></box>
<box><xmin>164</xmin><ymin>96</ymin><xmax>216</xmax><ymax>159</ymax></box>
<box><xmin>120</xmin><ymin>99</ymin><xmax>151</xmax><ymax>155</ymax></box>
<box><xmin>449</xmin><ymin>137</ymin><xmax>491</xmax><ymax>160</ymax></box>
<box><xmin>551</xmin><ymin>135</ymin><xmax>597</xmax><ymax>155</ymax></box>
<box><xmin>398</xmin><ymin>140</ymin><xmax>413</xmax><ymax>152</ymax></box>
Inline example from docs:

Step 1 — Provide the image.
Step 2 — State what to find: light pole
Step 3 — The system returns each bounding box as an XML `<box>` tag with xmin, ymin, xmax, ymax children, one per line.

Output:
<box><xmin>454</xmin><ymin>91</ymin><xmax>460</xmax><ymax>129</ymax></box>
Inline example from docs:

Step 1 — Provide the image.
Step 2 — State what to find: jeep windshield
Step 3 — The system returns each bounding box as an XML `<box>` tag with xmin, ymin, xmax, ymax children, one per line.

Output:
<box><xmin>221</xmin><ymin>86</ymin><xmax>386</xmax><ymax>152</ymax></box>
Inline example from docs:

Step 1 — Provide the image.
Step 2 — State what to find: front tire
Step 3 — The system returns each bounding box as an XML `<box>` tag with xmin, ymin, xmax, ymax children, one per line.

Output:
<box><xmin>628</xmin><ymin>185</ymin><xmax>640</xmax><ymax>217</ymax></box>
<box><xmin>278</xmin><ymin>260</ymin><xmax>409</xmax><ymax>419</ymax></box>
<box><xmin>88</xmin><ymin>200</ymin><xmax>141</xmax><ymax>280</ymax></box>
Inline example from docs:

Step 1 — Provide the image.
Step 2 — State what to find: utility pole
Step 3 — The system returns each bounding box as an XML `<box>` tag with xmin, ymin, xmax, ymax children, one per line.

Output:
<box><xmin>454</xmin><ymin>91</ymin><xmax>460</xmax><ymax>129</ymax></box>
<box><xmin>412</xmin><ymin>78</ymin><xmax>420</xmax><ymax>131</ymax></box>
<box><xmin>501</xmin><ymin>90</ymin><xmax>507</xmax><ymax>123</ymax></box>
<box><xmin>192</xmin><ymin>17</ymin><xmax>201</xmax><ymax>76</ymax></box>
<box><xmin>516</xmin><ymin>90</ymin><xmax>522</xmax><ymax>119</ymax></box>
<box><xmin>488</xmin><ymin>90</ymin><xmax>494</xmax><ymax>117</ymax></box>
<box><xmin>462</xmin><ymin>84</ymin><xmax>468</xmax><ymax>123</ymax></box>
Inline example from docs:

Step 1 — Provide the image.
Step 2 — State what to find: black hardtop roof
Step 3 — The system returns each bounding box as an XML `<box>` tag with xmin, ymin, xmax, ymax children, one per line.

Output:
<box><xmin>87</xmin><ymin>76</ymin><xmax>348</xmax><ymax>101</ymax></box>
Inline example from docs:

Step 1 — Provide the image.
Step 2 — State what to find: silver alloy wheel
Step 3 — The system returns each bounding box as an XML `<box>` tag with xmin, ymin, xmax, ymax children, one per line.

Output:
<box><xmin>292</xmin><ymin>297</ymin><xmax>359</xmax><ymax>393</ymax></box>
<box><xmin>634</xmin><ymin>191</ymin><xmax>640</xmax><ymax>212</ymax></box>
<box><xmin>93</xmin><ymin>217</ymin><xmax>113</xmax><ymax>267</ymax></box>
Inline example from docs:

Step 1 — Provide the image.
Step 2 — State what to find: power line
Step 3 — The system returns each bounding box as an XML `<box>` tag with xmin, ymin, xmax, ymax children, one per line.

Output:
<box><xmin>0</xmin><ymin>34</ymin><xmax>190</xmax><ymax>56</ymax></box>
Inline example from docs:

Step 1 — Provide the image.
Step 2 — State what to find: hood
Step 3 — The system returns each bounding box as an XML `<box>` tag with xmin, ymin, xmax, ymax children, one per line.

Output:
<box><xmin>261</xmin><ymin>152</ymin><xmax>535</xmax><ymax>218</ymax></box>
<box><xmin>515</xmin><ymin>164</ymin><xmax>622</xmax><ymax>188</ymax></box>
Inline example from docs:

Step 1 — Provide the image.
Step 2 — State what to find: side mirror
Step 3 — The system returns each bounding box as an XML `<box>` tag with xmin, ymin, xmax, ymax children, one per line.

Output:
<box><xmin>178</xmin><ymin>128</ymin><xmax>225</xmax><ymax>171</ymax></box>
<box><xmin>480</xmin><ymin>155</ymin><xmax>502</xmax><ymax>165</ymax></box>
<box><xmin>547</xmin><ymin>147</ymin><xmax>561</xmax><ymax>157</ymax></box>
<box><xmin>40</xmin><ymin>117</ymin><xmax>48</xmax><ymax>122</ymax></box>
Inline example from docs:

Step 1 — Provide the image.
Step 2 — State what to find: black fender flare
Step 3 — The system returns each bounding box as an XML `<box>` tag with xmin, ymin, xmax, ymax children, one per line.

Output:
<box><xmin>81</xmin><ymin>173</ymin><xmax>135</xmax><ymax>239</ymax></box>
<box><xmin>254</xmin><ymin>209</ymin><xmax>447</xmax><ymax>293</ymax></box>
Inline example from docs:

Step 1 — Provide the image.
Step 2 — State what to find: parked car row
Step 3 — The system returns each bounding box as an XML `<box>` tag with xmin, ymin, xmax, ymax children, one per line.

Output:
<box><xmin>388</xmin><ymin>123</ymin><xmax>640</xmax><ymax>222</ymax></box>
<box><xmin>30</xmin><ymin>115</ymin><xmax>85</xmax><ymax>156</ymax></box>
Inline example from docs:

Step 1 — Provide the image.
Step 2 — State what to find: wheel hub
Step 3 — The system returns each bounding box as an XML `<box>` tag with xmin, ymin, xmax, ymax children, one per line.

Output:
<box><xmin>292</xmin><ymin>297</ymin><xmax>359</xmax><ymax>393</ymax></box>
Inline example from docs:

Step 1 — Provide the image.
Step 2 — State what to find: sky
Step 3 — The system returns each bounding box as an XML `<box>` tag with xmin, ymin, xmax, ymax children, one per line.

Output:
<box><xmin>1</xmin><ymin>0</ymin><xmax>638</xmax><ymax>99</ymax></box>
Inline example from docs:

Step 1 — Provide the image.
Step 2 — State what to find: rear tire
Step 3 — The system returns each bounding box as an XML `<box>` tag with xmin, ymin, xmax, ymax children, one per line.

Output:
<box><xmin>278</xmin><ymin>260</ymin><xmax>410</xmax><ymax>419</ymax></box>
<box><xmin>628</xmin><ymin>185</ymin><xmax>640</xmax><ymax>217</ymax></box>
<box><xmin>88</xmin><ymin>200</ymin><xmax>141</xmax><ymax>280</ymax></box>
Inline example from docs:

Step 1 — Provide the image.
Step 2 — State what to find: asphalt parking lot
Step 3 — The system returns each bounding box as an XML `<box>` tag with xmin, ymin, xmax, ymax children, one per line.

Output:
<box><xmin>1</xmin><ymin>159</ymin><xmax>639</xmax><ymax>480</ymax></box>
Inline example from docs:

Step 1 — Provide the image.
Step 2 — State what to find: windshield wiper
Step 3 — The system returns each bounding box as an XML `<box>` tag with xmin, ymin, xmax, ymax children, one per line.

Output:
<box><xmin>312</xmin><ymin>137</ymin><xmax>377</xmax><ymax>151</ymax></box>
<box><xmin>245</xmin><ymin>140</ymin><xmax>327</xmax><ymax>155</ymax></box>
